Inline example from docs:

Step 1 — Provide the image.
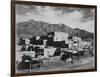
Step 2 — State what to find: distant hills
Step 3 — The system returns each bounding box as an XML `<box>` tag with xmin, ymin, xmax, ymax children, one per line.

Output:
<box><xmin>16</xmin><ymin>19</ymin><xmax>93</xmax><ymax>40</ymax></box>
<box><xmin>74</xmin><ymin>28</ymin><xmax>93</xmax><ymax>40</ymax></box>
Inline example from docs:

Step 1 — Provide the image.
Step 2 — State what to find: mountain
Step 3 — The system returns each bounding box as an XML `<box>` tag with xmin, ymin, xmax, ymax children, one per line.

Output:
<box><xmin>16</xmin><ymin>19</ymin><xmax>74</xmax><ymax>38</ymax></box>
<box><xmin>16</xmin><ymin>19</ymin><xmax>93</xmax><ymax>40</ymax></box>
<box><xmin>73</xmin><ymin>28</ymin><xmax>94</xmax><ymax>40</ymax></box>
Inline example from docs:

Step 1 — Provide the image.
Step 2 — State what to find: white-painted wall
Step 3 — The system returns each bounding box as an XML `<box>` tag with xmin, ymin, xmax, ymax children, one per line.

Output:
<box><xmin>44</xmin><ymin>47</ymin><xmax>56</xmax><ymax>57</ymax></box>
<box><xmin>54</xmin><ymin>31</ymin><xmax>69</xmax><ymax>41</ymax></box>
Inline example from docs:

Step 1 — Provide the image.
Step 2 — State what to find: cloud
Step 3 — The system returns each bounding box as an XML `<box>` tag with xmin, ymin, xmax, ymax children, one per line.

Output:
<box><xmin>16</xmin><ymin>4</ymin><xmax>95</xmax><ymax>33</ymax></box>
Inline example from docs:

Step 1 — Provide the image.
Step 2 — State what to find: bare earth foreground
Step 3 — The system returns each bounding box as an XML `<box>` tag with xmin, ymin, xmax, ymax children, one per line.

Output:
<box><xmin>16</xmin><ymin>56</ymin><xmax>94</xmax><ymax>73</ymax></box>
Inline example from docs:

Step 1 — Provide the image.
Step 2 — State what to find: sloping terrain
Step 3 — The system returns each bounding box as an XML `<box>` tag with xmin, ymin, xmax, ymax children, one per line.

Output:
<box><xmin>16</xmin><ymin>19</ymin><xmax>93</xmax><ymax>39</ymax></box>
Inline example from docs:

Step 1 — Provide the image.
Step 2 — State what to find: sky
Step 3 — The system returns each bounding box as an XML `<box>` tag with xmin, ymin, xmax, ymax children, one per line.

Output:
<box><xmin>16</xmin><ymin>4</ymin><xmax>95</xmax><ymax>33</ymax></box>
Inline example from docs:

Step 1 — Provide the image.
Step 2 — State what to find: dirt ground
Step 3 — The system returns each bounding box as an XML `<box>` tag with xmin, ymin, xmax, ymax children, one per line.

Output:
<box><xmin>16</xmin><ymin>56</ymin><xmax>95</xmax><ymax>73</ymax></box>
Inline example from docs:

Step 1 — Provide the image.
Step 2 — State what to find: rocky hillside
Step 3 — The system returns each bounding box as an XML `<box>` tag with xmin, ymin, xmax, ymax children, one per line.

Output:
<box><xmin>16</xmin><ymin>19</ymin><xmax>93</xmax><ymax>40</ymax></box>
<box><xmin>74</xmin><ymin>28</ymin><xmax>93</xmax><ymax>40</ymax></box>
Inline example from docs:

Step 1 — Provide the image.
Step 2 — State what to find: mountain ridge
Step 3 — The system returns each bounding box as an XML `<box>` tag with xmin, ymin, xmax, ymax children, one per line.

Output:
<box><xmin>16</xmin><ymin>19</ymin><xmax>93</xmax><ymax>40</ymax></box>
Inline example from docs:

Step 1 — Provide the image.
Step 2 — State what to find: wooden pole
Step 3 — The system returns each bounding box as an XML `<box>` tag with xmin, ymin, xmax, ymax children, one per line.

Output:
<box><xmin>29</xmin><ymin>53</ymin><xmax>31</xmax><ymax>72</ymax></box>
<box><xmin>48</xmin><ymin>51</ymin><xmax>49</xmax><ymax>70</ymax></box>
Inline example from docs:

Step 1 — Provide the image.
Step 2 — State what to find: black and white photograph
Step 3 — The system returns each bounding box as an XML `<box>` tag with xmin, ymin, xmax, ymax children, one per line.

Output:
<box><xmin>12</xmin><ymin>1</ymin><xmax>97</xmax><ymax>75</ymax></box>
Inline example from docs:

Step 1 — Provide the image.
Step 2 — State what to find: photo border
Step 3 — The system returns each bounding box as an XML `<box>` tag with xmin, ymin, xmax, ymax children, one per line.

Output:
<box><xmin>11</xmin><ymin>0</ymin><xmax>97</xmax><ymax>77</ymax></box>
